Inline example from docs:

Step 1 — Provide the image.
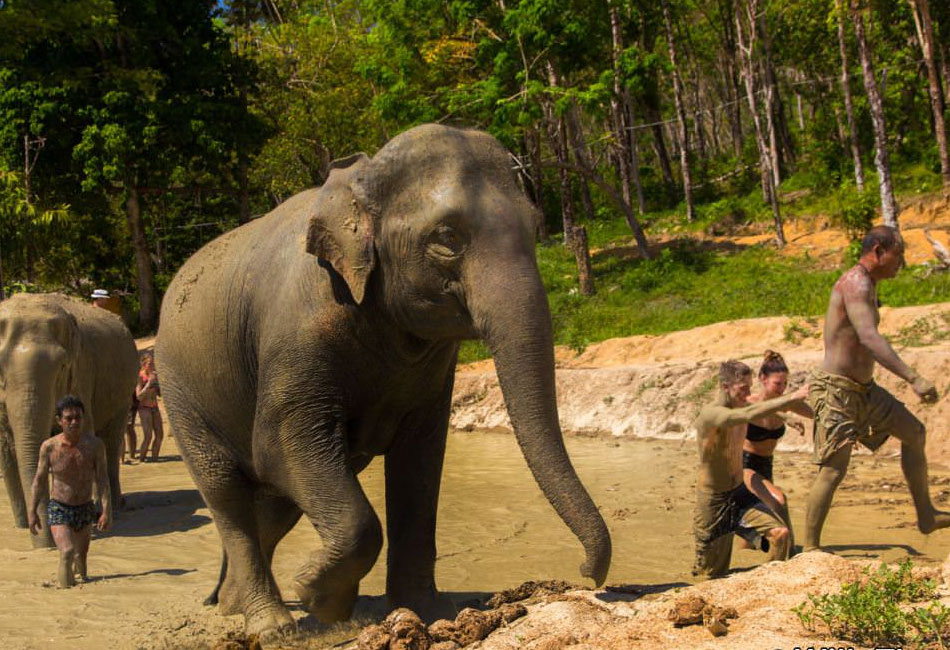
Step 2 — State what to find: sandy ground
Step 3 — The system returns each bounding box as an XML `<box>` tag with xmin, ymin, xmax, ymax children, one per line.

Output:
<box><xmin>1</xmin><ymin>196</ymin><xmax>949</xmax><ymax>649</ymax></box>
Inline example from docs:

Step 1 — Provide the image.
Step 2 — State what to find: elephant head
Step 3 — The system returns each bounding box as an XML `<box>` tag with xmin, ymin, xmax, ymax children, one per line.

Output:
<box><xmin>0</xmin><ymin>294</ymin><xmax>81</xmax><ymax>546</ymax></box>
<box><xmin>306</xmin><ymin>125</ymin><xmax>611</xmax><ymax>585</ymax></box>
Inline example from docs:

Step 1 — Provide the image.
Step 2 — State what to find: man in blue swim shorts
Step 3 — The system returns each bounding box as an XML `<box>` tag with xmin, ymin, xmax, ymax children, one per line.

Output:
<box><xmin>28</xmin><ymin>396</ymin><xmax>111</xmax><ymax>588</ymax></box>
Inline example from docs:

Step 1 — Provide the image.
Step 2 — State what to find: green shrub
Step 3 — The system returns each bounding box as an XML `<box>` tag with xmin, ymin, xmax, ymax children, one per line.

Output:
<box><xmin>793</xmin><ymin>559</ymin><xmax>949</xmax><ymax>648</ymax></box>
<box><xmin>831</xmin><ymin>185</ymin><xmax>877</xmax><ymax>240</ymax></box>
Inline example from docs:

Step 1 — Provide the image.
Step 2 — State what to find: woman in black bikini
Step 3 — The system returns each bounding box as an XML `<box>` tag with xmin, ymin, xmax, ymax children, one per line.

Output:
<box><xmin>742</xmin><ymin>351</ymin><xmax>813</xmax><ymax>546</ymax></box>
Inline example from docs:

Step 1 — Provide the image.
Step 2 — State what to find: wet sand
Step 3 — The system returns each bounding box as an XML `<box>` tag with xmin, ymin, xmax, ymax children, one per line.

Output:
<box><xmin>1</xmin><ymin>430</ymin><xmax>949</xmax><ymax>649</ymax></box>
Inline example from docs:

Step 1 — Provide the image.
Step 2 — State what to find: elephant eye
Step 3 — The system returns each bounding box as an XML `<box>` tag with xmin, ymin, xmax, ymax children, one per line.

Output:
<box><xmin>426</xmin><ymin>226</ymin><xmax>466</xmax><ymax>260</ymax></box>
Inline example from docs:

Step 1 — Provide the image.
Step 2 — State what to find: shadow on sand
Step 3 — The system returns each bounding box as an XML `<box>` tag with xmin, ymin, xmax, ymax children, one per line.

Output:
<box><xmin>85</xmin><ymin>567</ymin><xmax>198</xmax><ymax>582</ymax></box>
<box><xmin>595</xmin><ymin>581</ymin><xmax>691</xmax><ymax>604</ymax></box>
<box><xmin>100</xmin><ymin>489</ymin><xmax>210</xmax><ymax>538</ymax></box>
<box><xmin>819</xmin><ymin>543</ymin><xmax>923</xmax><ymax>557</ymax></box>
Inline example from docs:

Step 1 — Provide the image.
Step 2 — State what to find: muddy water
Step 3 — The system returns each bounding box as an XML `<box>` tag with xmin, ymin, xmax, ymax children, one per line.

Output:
<box><xmin>272</xmin><ymin>430</ymin><xmax>950</xmax><ymax>597</ymax></box>
<box><xmin>2</xmin><ymin>430</ymin><xmax>950</xmax><ymax>649</ymax></box>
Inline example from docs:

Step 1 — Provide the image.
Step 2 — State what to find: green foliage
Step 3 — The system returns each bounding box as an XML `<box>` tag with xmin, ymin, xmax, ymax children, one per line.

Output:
<box><xmin>792</xmin><ymin>559</ymin><xmax>949</xmax><ymax>648</ymax></box>
<box><xmin>830</xmin><ymin>185</ymin><xmax>877</xmax><ymax>240</ymax></box>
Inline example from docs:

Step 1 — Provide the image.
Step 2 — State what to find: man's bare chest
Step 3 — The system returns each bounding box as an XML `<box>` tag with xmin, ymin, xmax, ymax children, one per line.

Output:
<box><xmin>50</xmin><ymin>444</ymin><xmax>94</xmax><ymax>476</ymax></box>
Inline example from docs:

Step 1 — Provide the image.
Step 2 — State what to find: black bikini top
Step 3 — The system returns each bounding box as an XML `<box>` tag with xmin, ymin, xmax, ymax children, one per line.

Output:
<box><xmin>746</xmin><ymin>422</ymin><xmax>785</xmax><ymax>442</ymax></box>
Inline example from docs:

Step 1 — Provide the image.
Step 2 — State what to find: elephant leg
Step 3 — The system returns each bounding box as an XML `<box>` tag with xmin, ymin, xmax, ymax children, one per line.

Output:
<box><xmin>215</xmin><ymin>490</ymin><xmax>301</xmax><ymax>617</ymax></box>
<box><xmin>171</xmin><ymin>414</ymin><xmax>293</xmax><ymax>637</ymax></box>
<box><xmin>281</xmin><ymin>421</ymin><xmax>383</xmax><ymax>624</ymax></box>
<box><xmin>97</xmin><ymin>413</ymin><xmax>126</xmax><ymax>510</ymax></box>
<box><xmin>1</xmin><ymin>436</ymin><xmax>27</xmax><ymax>528</ymax></box>
<box><xmin>384</xmin><ymin>398</ymin><xmax>455</xmax><ymax>622</ymax></box>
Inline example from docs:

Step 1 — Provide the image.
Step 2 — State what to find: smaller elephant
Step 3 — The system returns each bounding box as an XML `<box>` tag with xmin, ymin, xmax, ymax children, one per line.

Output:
<box><xmin>0</xmin><ymin>293</ymin><xmax>139</xmax><ymax>548</ymax></box>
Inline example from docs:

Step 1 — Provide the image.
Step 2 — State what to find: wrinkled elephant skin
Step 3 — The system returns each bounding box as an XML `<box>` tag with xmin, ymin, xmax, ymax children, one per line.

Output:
<box><xmin>0</xmin><ymin>293</ymin><xmax>138</xmax><ymax>548</ymax></box>
<box><xmin>156</xmin><ymin>124</ymin><xmax>611</xmax><ymax>637</ymax></box>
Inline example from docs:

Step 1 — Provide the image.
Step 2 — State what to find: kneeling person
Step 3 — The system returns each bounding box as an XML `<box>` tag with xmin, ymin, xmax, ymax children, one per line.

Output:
<box><xmin>28</xmin><ymin>395</ymin><xmax>111</xmax><ymax>588</ymax></box>
<box><xmin>692</xmin><ymin>360</ymin><xmax>808</xmax><ymax>579</ymax></box>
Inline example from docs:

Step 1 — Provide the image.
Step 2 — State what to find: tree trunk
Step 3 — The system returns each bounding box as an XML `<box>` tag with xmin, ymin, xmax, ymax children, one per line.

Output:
<box><xmin>565</xmin><ymin>101</ymin><xmax>598</xmax><ymax>221</ymax></box>
<box><xmin>570</xmin><ymin>226</ymin><xmax>595</xmax><ymax>296</ymax></box>
<box><xmin>661</xmin><ymin>0</ymin><xmax>695</xmax><ymax>222</ymax></box>
<box><xmin>836</xmin><ymin>0</ymin><xmax>866</xmax><ymax>191</ymax></box>
<box><xmin>524</xmin><ymin>127</ymin><xmax>548</xmax><ymax>241</ymax></box>
<box><xmin>909</xmin><ymin>0</ymin><xmax>950</xmax><ymax>186</ymax></box>
<box><xmin>126</xmin><ymin>184</ymin><xmax>158</xmax><ymax>330</ymax></box>
<box><xmin>644</xmin><ymin>101</ymin><xmax>677</xmax><ymax>201</ymax></box>
<box><xmin>717</xmin><ymin>0</ymin><xmax>744</xmax><ymax>160</ymax></box>
<box><xmin>852</xmin><ymin>1</ymin><xmax>899</xmax><ymax>227</ymax></box>
<box><xmin>545</xmin><ymin>160</ymin><xmax>652</xmax><ymax>259</ymax></box>
<box><xmin>757</xmin><ymin>13</ymin><xmax>783</xmax><ymax>185</ymax></box>
<box><xmin>736</xmin><ymin>0</ymin><xmax>785</xmax><ymax>246</ymax></box>
<box><xmin>609</xmin><ymin>2</ymin><xmax>646</xmax><ymax>214</ymax></box>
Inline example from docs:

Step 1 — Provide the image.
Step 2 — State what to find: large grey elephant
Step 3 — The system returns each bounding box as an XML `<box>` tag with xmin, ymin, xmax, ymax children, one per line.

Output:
<box><xmin>155</xmin><ymin>124</ymin><xmax>611</xmax><ymax>637</ymax></box>
<box><xmin>0</xmin><ymin>293</ymin><xmax>138</xmax><ymax>547</ymax></box>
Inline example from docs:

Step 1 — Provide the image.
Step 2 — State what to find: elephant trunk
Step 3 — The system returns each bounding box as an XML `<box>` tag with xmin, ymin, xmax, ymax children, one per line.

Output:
<box><xmin>7</xmin><ymin>381</ymin><xmax>57</xmax><ymax>547</ymax></box>
<box><xmin>468</xmin><ymin>259</ymin><xmax>611</xmax><ymax>586</ymax></box>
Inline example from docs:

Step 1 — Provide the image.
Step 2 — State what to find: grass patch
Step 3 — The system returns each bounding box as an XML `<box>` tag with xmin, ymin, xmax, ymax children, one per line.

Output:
<box><xmin>891</xmin><ymin>312</ymin><xmax>950</xmax><ymax>348</ymax></box>
<box><xmin>792</xmin><ymin>559</ymin><xmax>950</xmax><ymax>648</ymax></box>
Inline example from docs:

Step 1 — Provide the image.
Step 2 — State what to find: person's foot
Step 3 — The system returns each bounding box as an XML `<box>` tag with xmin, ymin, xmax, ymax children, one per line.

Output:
<box><xmin>918</xmin><ymin>510</ymin><xmax>950</xmax><ymax>534</ymax></box>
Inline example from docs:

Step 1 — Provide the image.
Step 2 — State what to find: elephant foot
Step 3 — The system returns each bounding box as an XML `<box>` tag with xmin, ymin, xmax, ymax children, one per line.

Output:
<box><xmin>293</xmin><ymin>567</ymin><xmax>358</xmax><ymax>623</ymax></box>
<box><xmin>245</xmin><ymin>601</ymin><xmax>295</xmax><ymax>641</ymax></box>
<box><xmin>216</xmin><ymin>572</ymin><xmax>243</xmax><ymax>616</ymax></box>
<box><xmin>387</xmin><ymin>591</ymin><xmax>457</xmax><ymax>623</ymax></box>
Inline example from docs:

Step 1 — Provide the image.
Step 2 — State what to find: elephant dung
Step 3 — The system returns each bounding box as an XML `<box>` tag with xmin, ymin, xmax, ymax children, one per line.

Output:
<box><xmin>497</xmin><ymin>602</ymin><xmax>528</xmax><ymax>623</ymax></box>
<box><xmin>485</xmin><ymin>580</ymin><xmax>576</xmax><ymax>608</ymax></box>
<box><xmin>667</xmin><ymin>594</ymin><xmax>707</xmax><ymax>626</ymax></box>
<box><xmin>357</xmin><ymin>624</ymin><xmax>392</xmax><ymax>650</ymax></box>
<box><xmin>386</xmin><ymin>608</ymin><xmax>430</xmax><ymax>650</ymax></box>
<box><xmin>667</xmin><ymin>594</ymin><xmax>738</xmax><ymax>635</ymax></box>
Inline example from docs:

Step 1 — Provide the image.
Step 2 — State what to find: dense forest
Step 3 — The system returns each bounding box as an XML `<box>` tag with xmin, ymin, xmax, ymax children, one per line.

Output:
<box><xmin>1</xmin><ymin>0</ymin><xmax>948</xmax><ymax>331</ymax></box>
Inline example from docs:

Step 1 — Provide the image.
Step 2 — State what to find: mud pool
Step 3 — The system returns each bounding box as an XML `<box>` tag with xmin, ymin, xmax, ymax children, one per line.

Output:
<box><xmin>3</xmin><ymin>430</ymin><xmax>950</xmax><ymax>649</ymax></box>
<box><xmin>276</xmin><ymin>430</ymin><xmax>950</xmax><ymax>594</ymax></box>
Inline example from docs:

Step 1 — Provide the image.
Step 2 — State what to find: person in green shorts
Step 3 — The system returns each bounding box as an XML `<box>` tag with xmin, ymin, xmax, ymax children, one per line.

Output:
<box><xmin>692</xmin><ymin>360</ymin><xmax>809</xmax><ymax>579</ymax></box>
<box><xmin>805</xmin><ymin>225</ymin><xmax>947</xmax><ymax>551</ymax></box>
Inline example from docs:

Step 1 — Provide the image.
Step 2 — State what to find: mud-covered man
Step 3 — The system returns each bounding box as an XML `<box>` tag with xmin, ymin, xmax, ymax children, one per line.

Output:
<box><xmin>692</xmin><ymin>360</ymin><xmax>808</xmax><ymax>579</ymax></box>
<box><xmin>28</xmin><ymin>395</ymin><xmax>111</xmax><ymax>587</ymax></box>
<box><xmin>805</xmin><ymin>225</ymin><xmax>948</xmax><ymax>550</ymax></box>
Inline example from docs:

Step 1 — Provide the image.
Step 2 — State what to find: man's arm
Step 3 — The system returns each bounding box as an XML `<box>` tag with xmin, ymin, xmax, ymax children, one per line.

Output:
<box><xmin>27</xmin><ymin>441</ymin><xmax>52</xmax><ymax>535</ymax></box>
<box><xmin>94</xmin><ymin>439</ymin><xmax>111</xmax><ymax>531</ymax></box>
<box><xmin>707</xmin><ymin>387</ymin><xmax>809</xmax><ymax>430</ymax></box>
<box><xmin>844</xmin><ymin>281</ymin><xmax>916</xmax><ymax>380</ymax></box>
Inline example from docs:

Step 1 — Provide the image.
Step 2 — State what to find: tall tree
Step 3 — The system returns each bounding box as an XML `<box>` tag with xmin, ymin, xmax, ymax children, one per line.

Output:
<box><xmin>908</xmin><ymin>0</ymin><xmax>949</xmax><ymax>186</ymax></box>
<box><xmin>736</xmin><ymin>0</ymin><xmax>785</xmax><ymax>245</ymax></box>
<box><xmin>835</xmin><ymin>0</ymin><xmax>866</xmax><ymax>191</ymax></box>
<box><xmin>851</xmin><ymin>0</ymin><xmax>899</xmax><ymax>227</ymax></box>
<box><xmin>660</xmin><ymin>0</ymin><xmax>695</xmax><ymax>221</ymax></box>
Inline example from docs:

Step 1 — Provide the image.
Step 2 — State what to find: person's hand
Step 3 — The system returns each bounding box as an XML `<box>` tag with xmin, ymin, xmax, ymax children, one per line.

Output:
<box><xmin>28</xmin><ymin>511</ymin><xmax>41</xmax><ymax>535</ymax></box>
<box><xmin>96</xmin><ymin>511</ymin><xmax>111</xmax><ymax>532</ymax></box>
<box><xmin>790</xmin><ymin>384</ymin><xmax>809</xmax><ymax>401</ymax></box>
<box><xmin>787</xmin><ymin>419</ymin><xmax>806</xmax><ymax>436</ymax></box>
<box><xmin>911</xmin><ymin>376</ymin><xmax>938</xmax><ymax>403</ymax></box>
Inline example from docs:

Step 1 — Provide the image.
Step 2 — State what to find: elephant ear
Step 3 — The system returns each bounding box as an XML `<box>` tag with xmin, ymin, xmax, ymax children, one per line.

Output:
<box><xmin>305</xmin><ymin>153</ymin><xmax>377</xmax><ymax>305</ymax></box>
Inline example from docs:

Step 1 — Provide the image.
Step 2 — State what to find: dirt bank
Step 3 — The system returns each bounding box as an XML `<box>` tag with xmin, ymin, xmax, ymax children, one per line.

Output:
<box><xmin>454</xmin><ymin>301</ymin><xmax>950</xmax><ymax>463</ymax></box>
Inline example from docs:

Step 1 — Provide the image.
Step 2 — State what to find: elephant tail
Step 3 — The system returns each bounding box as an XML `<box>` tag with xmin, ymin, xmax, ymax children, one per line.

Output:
<box><xmin>204</xmin><ymin>550</ymin><xmax>227</xmax><ymax>606</ymax></box>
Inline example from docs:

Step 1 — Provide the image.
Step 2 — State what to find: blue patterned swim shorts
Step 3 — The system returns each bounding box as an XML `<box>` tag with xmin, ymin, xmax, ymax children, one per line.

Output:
<box><xmin>47</xmin><ymin>499</ymin><xmax>97</xmax><ymax>531</ymax></box>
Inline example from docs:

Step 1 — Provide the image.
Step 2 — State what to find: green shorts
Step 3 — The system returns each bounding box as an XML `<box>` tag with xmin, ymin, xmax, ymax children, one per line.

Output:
<box><xmin>692</xmin><ymin>483</ymin><xmax>788</xmax><ymax>580</ymax></box>
<box><xmin>809</xmin><ymin>369</ymin><xmax>921</xmax><ymax>465</ymax></box>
